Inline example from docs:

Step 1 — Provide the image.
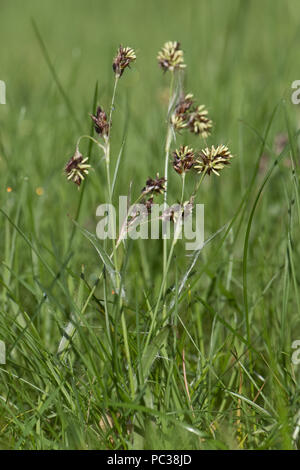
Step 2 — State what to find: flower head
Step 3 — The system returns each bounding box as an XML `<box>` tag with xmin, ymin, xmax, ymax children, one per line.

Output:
<box><xmin>174</xmin><ymin>93</ymin><xmax>194</xmax><ymax>115</ymax></box>
<box><xmin>65</xmin><ymin>148</ymin><xmax>91</xmax><ymax>187</ymax></box>
<box><xmin>171</xmin><ymin>93</ymin><xmax>194</xmax><ymax>131</ymax></box>
<box><xmin>171</xmin><ymin>93</ymin><xmax>212</xmax><ymax>138</ymax></box>
<box><xmin>157</xmin><ymin>41</ymin><xmax>186</xmax><ymax>72</ymax></box>
<box><xmin>195</xmin><ymin>145</ymin><xmax>233</xmax><ymax>176</ymax></box>
<box><xmin>113</xmin><ymin>45</ymin><xmax>136</xmax><ymax>78</ymax></box>
<box><xmin>142</xmin><ymin>196</ymin><xmax>154</xmax><ymax>214</ymax></box>
<box><xmin>142</xmin><ymin>173</ymin><xmax>166</xmax><ymax>196</ymax></box>
<box><xmin>90</xmin><ymin>106</ymin><xmax>110</xmax><ymax>137</ymax></box>
<box><xmin>171</xmin><ymin>114</ymin><xmax>188</xmax><ymax>132</ymax></box>
<box><xmin>172</xmin><ymin>145</ymin><xmax>195</xmax><ymax>174</ymax></box>
<box><xmin>187</xmin><ymin>105</ymin><xmax>213</xmax><ymax>138</ymax></box>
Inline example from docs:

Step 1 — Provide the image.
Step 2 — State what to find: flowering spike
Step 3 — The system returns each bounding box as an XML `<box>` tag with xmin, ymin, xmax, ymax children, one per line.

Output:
<box><xmin>172</xmin><ymin>145</ymin><xmax>195</xmax><ymax>174</ymax></box>
<box><xmin>65</xmin><ymin>148</ymin><xmax>91</xmax><ymax>187</ymax></box>
<box><xmin>195</xmin><ymin>145</ymin><xmax>233</xmax><ymax>176</ymax></box>
<box><xmin>90</xmin><ymin>106</ymin><xmax>110</xmax><ymax>137</ymax></box>
<box><xmin>157</xmin><ymin>41</ymin><xmax>186</xmax><ymax>72</ymax></box>
<box><xmin>171</xmin><ymin>93</ymin><xmax>212</xmax><ymax>138</ymax></box>
<box><xmin>142</xmin><ymin>173</ymin><xmax>166</xmax><ymax>196</ymax></box>
<box><xmin>113</xmin><ymin>45</ymin><xmax>136</xmax><ymax>78</ymax></box>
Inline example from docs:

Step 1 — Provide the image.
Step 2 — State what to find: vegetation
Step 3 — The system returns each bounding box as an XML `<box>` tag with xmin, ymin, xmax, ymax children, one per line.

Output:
<box><xmin>1</xmin><ymin>0</ymin><xmax>300</xmax><ymax>450</ymax></box>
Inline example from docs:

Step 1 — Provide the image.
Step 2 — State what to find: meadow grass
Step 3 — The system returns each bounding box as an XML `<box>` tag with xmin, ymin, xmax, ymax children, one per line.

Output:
<box><xmin>1</xmin><ymin>0</ymin><xmax>300</xmax><ymax>450</ymax></box>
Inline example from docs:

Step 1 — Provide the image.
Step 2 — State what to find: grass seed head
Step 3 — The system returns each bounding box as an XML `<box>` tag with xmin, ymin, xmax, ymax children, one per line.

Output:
<box><xmin>113</xmin><ymin>45</ymin><xmax>136</xmax><ymax>78</ymax></box>
<box><xmin>171</xmin><ymin>94</ymin><xmax>212</xmax><ymax>138</ymax></box>
<box><xmin>142</xmin><ymin>173</ymin><xmax>166</xmax><ymax>195</ymax></box>
<box><xmin>65</xmin><ymin>148</ymin><xmax>91</xmax><ymax>187</ymax></box>
<box><xmin>157</xmin><ymin>41</ymin><xmax>186</xmax><ymax>72</ymax></box>
<box><xmin>172</xmin><ymin>145</ymin><xmax>195</xmax><ymax>174</ymax></box>
<box><xmin>187</xmin><ymin>104</ymin><xmax>213</xmax><ymax>138</ymax></box>
<box><xmin>195</xmin><ymin>145</ymin><xmax>233</xmax><ymax>176</ymax></box>
<box><xmin>90</xmin><ymin>106</ymin><xmax>110</xmax><ymax>137</ymax></box>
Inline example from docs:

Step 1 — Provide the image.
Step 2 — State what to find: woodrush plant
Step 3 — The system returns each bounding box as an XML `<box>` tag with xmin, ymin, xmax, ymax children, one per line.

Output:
<box><xmin>62</xmin><ymin>40</ymin><xmax>234</xmax><ymax>445</ymax></box>
<box><xmin>2</xmin><ymin>3</ymin><xmax>299</xmax><ymax>450</ymax></box>
<box><xmin>64</xmin><ymin>40</ymin><xmax>233</xmax><ymax>268</ymax></box>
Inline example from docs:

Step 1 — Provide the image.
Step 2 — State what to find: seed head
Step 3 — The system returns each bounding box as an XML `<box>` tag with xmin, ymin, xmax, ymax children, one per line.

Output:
<box><xmin>157</xmin><ymin>41</ymin><xmax>186</xmax><ymax>72</ymax></box>
<box><xmin>142</xmin><ymin>173</ymin><xmax>166</xmax><ymax>196</ymax></box>
<box><xmin>195</xmin><ymin>145</ymin><xmax>233</xmax><ymax>176</ymax></box>
<box><xmin>174</xmin><ymin>93</ymin><xmax>194</xmax><ymax>115</ymax></box>
<box><xmin>143</xmin><ymin>196</ymin><xmax>154</xmax><ymax>213</ymax></box>
<box><xmin>187</xmin><ymin>105</ymin><xmax>213</xmax><ymax>138</ymax></box>
<box><xmin>172</xmin><ymin>145</ymin><xmax>195</xmax><ymax>174</ymax></box>
<box><xmin>171</xmin><ymin>114</ymin><xmax>188</xmax><ymax>132</ymax></box>
<box><xmin>171</xmin><ymin>94</ymin><xmax>194</xmax><ymax>131</ymax></box>
<box><xmin>113</xmin><ymin>45</ymin><xmax>136</xmax><ymax>78</ymax></box>
<box><xmin>171</xmin><ymin>93</ymin><xmax>212</xmax><ymax>138</ymax></box>
<box><xmin>65</xmin><ymin>148</ymin><xmax>91</xmax><ymax>187</ymax></box>
<box><xmin>90</xmin><ymin>106</ymin><xmax>110</xmax><ymax>137</ymax></box>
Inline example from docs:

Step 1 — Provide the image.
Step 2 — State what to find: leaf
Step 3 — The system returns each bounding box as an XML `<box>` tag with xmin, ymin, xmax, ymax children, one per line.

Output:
<box><xmin>57</xmin><ymin>317</ymin><xmax>77</xmax><ymax>356</ymax></box>
<box><xmin>0</xmin><ymin>340</ymin><xmax>6</xmax><ymax>364</ymax></box>
<box><xmin>74</xmin><ymin>221</ymin><xmax>124</xmax><ymax>296</ymax></box>
<box><xmin>141</xmin><ymin>326</ymin><xmax>170</xmax><ymax>381</ymax></box>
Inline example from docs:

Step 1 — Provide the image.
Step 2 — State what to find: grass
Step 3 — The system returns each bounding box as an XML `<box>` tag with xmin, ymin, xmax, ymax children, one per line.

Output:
<box><xmin>1</xmin><ymin>0</ymin><xmax>300</xmax><ymax>450</ymax></box>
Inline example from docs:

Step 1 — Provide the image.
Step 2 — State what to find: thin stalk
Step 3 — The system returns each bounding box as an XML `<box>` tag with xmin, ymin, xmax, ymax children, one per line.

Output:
<box><xmin>162</xmin><ymin>71</ymin><xmax>175</xmax><ymax>319</ymax></box>
<box><xmin>192</xmin><ymin>168</ymin><xmax>207</xmax><ymax>199</ymax></box>
<box><xmin>76</xmin><ymin>134</ymin><xmax>105</xmax><ymax>152</ymax></box>
<box><xmin>104</xmin><ymin>75</ymin><xmax>119</xmax><ymax>274</ymax></box>
<box><xmin>145</xmin><ymin>232</ymin><xmax>178</xmax><ymax>350</ymax></box>
<box><xmin>180</xmin><ymin>172</ymin><xmax>186</xmax><ymax>204</ymax></box>
<box><xmin>121</xmin><ymin>312</ymin><xmax>135</xmax><ymax>399</ymax></box>
<box><xmin>104</xmin><ymin>75</ymin><xmax>135</xmax><ymax>400</ymax></box>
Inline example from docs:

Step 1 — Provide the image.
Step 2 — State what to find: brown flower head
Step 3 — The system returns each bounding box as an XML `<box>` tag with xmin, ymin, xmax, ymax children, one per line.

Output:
<box><xmin>90</xmin><ymin>106</ymin><xmax>110</xmax><ymax>137</ymax></box>
<box><xmin>142</xmin><ymin>173</ymin><xmax>166</xmax><ymax>196</ymax></box>
<box><xmin>172</xmin><ymin>145</ymin><xmax>195</xmax><ymax>174</ymax></box>
<box><xmin>175</xmin><ymin>93</ymin><xmax>194</xmax><ymax>115</ymax></box>
<box><xmin>65</xmin><ymin>148</ymin><xmax>91</xmax><ymax>187</ymax></box>
<box><xmin>171</xmin><ymin>93</ymin><xmax>212</xmax><ymax>138</ymax></box>
<box><xmin>195</xmin><ymin>145</ymin><xmax>233</xmax><ymax>176</ymax></box>
<box><xmin>187</xmin><ymin>105</ymin><xmax>213</xmax><ymax>138</ymax></box>
<box><xmin>143</xmin><ymin>196</ymin><xmax>154</xmax><ymax>213</ymax></box>
<box><xmin>157</xmin><ymin>41</ymin><xmax>186</xmax><ymax>72</ymax></box>
<box><xmin>171</xmin><ymin>93</ymin><xmax>194</xmax><ymax>131</ymax></box>
<box><xmin>113</xmin><ymin>45</ymin><xmax>136</xmax><ymax>78</ymax></box>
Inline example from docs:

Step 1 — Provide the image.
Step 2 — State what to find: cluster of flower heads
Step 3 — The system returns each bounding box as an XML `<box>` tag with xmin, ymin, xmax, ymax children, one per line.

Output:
<box><xmin>171</xmin><ymin>144</ymin><xmax>233</xmax><ymax>177</ymax></box>
<box><xmin>155</xmin><ymin>41</ymin><xmax>233</xmax><ymax>178</ymax></box>
<box><xmin>65</xmin><ymin>45</ymin><xmax>136</xmax><ymax>186</ymax></box>
<box><xmin>157</xmin><ymin>41</ymin><xmax>186</xmax><ymax>72</ymax></box>
<box><xmin>65</xmin><ymin>40</ymin><xmax>234</xmax><ymax>190</ymax></box>
<box><xmin>171</xmin><ymin>93</ymin><xmax>213</xmax><ymax>139</ymax></box>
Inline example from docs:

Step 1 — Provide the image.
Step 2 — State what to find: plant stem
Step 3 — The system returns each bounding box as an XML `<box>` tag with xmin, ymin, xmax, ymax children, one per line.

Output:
<box><xmin>162</xmin><ymin>72</ymin><xmax>175</xmax><ymax>320</ymax></box>
<box><xmin>145</xmin><ymin>232</ymin><xmax>178</xmax><ymax>350</ymax></box>
<box><xmin>104</xmin><ymin>75</ymin><xmax>135</xmax><ymax>400</ymax></box>
<box><xmin>180</xmin><ymin>172</ymin><xmax>186</xmax><ymax>204</ymax></box>
<box><xmin>104</xmin><ymin>75</ymin><xmax>119</xmax><ymax>275</ymax></box>
<box><xmin>192</xmin><ymin>168</ymin><xmax>207</xmax><ymax>199</ymax></box>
